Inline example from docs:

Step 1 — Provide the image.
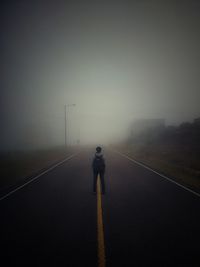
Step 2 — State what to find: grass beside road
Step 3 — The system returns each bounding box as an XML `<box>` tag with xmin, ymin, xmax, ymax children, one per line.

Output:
<box><xmin>115</xmin><ymin>143</ymin><xmax>200</xmax><ymax>193</ymax></box>
<box><xmin>0</xmin><ymin>146</ymin><xmax>78</xmax><ymax>193</ymax></box>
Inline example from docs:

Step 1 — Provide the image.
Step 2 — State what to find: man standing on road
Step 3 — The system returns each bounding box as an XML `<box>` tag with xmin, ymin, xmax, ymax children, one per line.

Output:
<box><xmin>92</xmin><ymin>146</ymin><xmax>106</xmax><ymax>194</ymax></box>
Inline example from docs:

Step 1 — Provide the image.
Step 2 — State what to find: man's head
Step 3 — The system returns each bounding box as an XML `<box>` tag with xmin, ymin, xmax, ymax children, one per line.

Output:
<box><xmin>96</xmin><ymin>146</ymin><xmax>102</xmax><ymax>153</ymax></box>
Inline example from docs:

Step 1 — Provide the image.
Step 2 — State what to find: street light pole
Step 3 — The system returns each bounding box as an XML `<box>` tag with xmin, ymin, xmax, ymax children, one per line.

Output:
<box><xmin>64</xmin><ymin>104</ymin><xmax>76</xmax><ymax>148</ymax></box>
<box><xmin>64</xmin><ymin>104</ymin><xmax>67</xmax><ymax>148</ymax></box>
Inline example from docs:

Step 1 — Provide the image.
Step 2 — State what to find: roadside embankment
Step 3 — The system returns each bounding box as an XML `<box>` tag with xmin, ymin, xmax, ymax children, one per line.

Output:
<box><xmin>113</xmin><ymin>143</ymin><xmax>200</xmax><ymax>193</ymax></box>
<box><xmin>0</xmin><ymin>146</ymin><xmax>79</xmax><ymax>193</ymax></box>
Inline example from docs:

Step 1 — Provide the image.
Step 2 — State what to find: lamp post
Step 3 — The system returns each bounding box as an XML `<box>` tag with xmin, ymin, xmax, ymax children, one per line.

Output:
<box><xmin>65</xmin><ymin>104</ymin><xmax>76</xmax><ymax>148</ymax></box>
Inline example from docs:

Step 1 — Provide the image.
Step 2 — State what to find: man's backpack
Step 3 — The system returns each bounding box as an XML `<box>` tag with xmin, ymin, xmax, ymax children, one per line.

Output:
<box><xmin>93</xmin><ymin>156</ymin><xmax>105</xmax><ymax>171</ymax></box>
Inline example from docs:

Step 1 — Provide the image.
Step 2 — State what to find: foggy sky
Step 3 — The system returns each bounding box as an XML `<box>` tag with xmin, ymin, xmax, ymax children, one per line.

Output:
<box><xmin>1</xmin><ymin>0</ymin><xmax>200</xmax><ymax>149</ymax></box>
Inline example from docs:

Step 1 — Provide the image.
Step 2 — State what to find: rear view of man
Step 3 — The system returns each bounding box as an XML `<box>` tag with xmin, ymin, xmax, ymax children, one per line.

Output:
<box><xmin>92</xmin><ymin>146</ymin><xmax>106</xmax><ymax>194</ymax></box>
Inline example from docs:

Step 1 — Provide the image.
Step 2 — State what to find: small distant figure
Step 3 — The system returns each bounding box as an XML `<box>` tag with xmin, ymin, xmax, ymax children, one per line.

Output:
<box><xmin>92</xmin><ymin>146</ymin><xmax>106</xmax><ymax>194</ymax></box>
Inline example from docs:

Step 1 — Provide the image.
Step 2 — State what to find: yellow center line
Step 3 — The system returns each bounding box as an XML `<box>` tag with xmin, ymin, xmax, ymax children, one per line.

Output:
<box><xmin>97</xmin><ymin>175</ymin><xmax>106</xmax><ymax>267</ymax></box>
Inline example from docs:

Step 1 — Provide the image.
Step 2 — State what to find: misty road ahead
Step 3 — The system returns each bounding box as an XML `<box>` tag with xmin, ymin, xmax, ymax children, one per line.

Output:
<box><xmin>0</xmin><ymin>148</ymin><xmax>200</xmax><ymax>267</ymax></box>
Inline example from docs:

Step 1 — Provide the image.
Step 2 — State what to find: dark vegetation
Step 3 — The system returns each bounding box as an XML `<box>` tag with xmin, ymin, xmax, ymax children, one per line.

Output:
<box><xmin>121</xmin><ymin>118</ymin><xmax>200</xmax><ymax>192</ymax></box>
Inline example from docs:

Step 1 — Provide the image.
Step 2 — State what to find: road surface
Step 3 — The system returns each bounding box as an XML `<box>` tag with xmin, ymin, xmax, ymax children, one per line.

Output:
<box><xmin>0</xmin><ymin>148</ymin><xmax>200</xmax><ymax>266</ymax></box>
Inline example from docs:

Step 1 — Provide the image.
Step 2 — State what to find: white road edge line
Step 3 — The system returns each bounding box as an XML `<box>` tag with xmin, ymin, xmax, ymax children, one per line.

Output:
<box><xmin>113</xmin><ymin>149</ymin><xmax>200</xmax><ymax>198</ymax></box>
<box><xmin>0</xmin><ymin>153</ymin><xmax>79</xmax><ymax>202</ymax></box>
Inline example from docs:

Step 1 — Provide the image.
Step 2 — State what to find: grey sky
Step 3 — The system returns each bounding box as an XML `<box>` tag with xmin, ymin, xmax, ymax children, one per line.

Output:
<box><xmin>1</xmin><ymin>0</ymin><xmax>200</xmax><ymax>149</ymax></box>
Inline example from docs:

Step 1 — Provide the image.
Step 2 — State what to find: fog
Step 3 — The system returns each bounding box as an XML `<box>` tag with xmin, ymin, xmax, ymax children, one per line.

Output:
<box><xmin>1</xmin><ymin>0</ymin><xmax>200</xmax><ymax>149</ymax></box>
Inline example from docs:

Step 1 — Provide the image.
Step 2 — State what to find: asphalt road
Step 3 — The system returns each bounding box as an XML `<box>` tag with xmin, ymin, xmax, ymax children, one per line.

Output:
<box><xmin>0</xmin><ymin>148</ymin><xmax>200</xmax><ymax>266</ymax></box>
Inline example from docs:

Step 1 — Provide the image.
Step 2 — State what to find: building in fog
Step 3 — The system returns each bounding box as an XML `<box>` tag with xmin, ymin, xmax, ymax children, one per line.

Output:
<box><xmin>130</xmin><ymin>119</ymin><xmax>165</xmax><ymax>139</ymax></box>
<box><xmin>194</xmin><ymin>117</ymin><xmax>200</xmax><ymax>126</ymax></box>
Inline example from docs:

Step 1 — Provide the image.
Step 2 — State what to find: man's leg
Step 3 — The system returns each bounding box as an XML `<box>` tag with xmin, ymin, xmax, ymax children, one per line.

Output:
<box><xmin>100</xmin><ymin>171</ymin><xmax>105</xmax><ymax>194</ymax></box>
<box><xmin>93</xmin><ymin>171</ymin><xmax>98</xmax><ymax>193</ymax></box>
